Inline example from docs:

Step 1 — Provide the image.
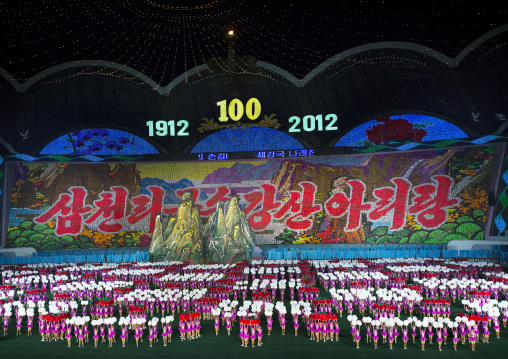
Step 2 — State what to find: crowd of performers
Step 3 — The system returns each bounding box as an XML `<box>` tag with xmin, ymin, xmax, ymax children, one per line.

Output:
<box><xmin>1</xmin><ymin>258</ymin><xmax>508</xmax><ymax>352</ymax></box>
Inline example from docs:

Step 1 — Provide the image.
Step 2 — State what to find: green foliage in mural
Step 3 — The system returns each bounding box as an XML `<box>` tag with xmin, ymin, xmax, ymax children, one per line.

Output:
<box><xmin>6</xmin><ymin>219</ymin><xmax>150</xmax><ymax>250</ymax></box>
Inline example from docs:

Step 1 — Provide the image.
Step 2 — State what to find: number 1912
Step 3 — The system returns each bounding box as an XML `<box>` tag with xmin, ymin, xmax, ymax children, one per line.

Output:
<box><xmin>146</xmin><ymin>120</ymin><xmax>189</xmax><ymax>137</ymax></box>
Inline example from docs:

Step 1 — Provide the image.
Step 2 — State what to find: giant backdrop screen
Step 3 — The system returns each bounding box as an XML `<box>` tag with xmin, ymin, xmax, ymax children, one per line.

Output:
<box><xmin>7</xmin><ymin>145</ymin><xmax>494</xmax><ymax>250</ymax></box>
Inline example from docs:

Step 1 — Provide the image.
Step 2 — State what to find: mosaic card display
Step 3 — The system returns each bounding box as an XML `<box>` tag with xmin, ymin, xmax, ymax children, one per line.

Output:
<box><xmin>7</xmin><ymin>146</ymin><xmax>494</xmax><ymax>260</ymax></box>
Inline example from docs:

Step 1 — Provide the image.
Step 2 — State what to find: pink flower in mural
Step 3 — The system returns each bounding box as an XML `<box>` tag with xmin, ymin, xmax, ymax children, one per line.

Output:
<box><xmin>138</xmin><ymin>234</ymin><xmax>152</xmax><ymax>247</ymax></box>
<box><xmin>366</xmin><ymin>117</ymin><xmax>427</xmax><ymax>145</ymax></box>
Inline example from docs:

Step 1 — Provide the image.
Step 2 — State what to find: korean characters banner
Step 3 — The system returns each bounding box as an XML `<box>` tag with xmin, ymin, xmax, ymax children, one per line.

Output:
<box><xmin>6</xmin><ymin>145</ymin><xmax>493</xmax><ymax>250</ymax></box>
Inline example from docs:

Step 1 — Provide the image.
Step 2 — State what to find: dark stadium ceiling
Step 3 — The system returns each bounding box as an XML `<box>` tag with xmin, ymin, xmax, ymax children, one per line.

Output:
<box><xmin>1</xmin><ymin>0</ymin><xmax>506</xmax><ymax>85</ymax></box>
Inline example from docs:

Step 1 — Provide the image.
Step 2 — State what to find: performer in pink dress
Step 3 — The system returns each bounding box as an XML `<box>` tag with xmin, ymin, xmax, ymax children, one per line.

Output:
<box><xmin>148</xmin><ymin>319</ymin><xmax>155</xmax><ymax>347</ymax></box>
<box><xmin>239</xmin><ymin>319</ymin><xmax>247</xmax><ymax>347</ymax></box>
<box><xmin>26</xmin><ymin>307</ymin><xmax>35</xmax><ymax>336</ymax></box>
<box><xmin>134</xmin><ymin>318</ymin><xmax>143</xmax><ymax>347</ymax></box>
<box><xmin>15</xmin><ymin>307</ymin><xmax>25</xmax><ymax>336</ymax></box>
<box><xmin>119</xmin><ymin>318</ymin><xmax>128</xmax><ymax>347</ymax></box>
<box><xmin>213</xmin><ymin>309</ymin><xmax>221</xmax><ymax>335</ymax></box>
<box><xmin>493</xmin><ymin>311</ymin><xmax>501</xmax><ymax>339</ymax></box>
<box><xmin>77</xmin><ymin>318</ymin><xmax>85</xmax><ymax>348</ymax></box>
<box><xmin>401</xmin><ymin>320</ymin><xmax>410</xmax><ymax>349</ymax></box>
<box><xmin>427</xmin><ymin>322</ymin><xmax>434</xmax><ymax>344</ymax></box>
<box><xmin>482</xmin><ymin>318</ymin><xmax>490</xmax><ymax>343</ymax></box>
<box><xmin>279</xmin><ymin>309</ymin><xmax>286</xmax><ymax>336</ymax></box>
<box><xmin>167</xmin><ymin>315</ymin><xmax>174</xmax><ymax>342</ymax></box>
<box><xmin>442</xmin><ymin>321</ymin><xmax>449</xmax><ymax>346</ymax></box>
<box><xmin>256</xmin><ymin>322</ymin><xmax>263</xmax><ymax>346</ymax></box>
<box><xmin>387</xmin><ymin>321</ymin><xmax>395</xmax><ymax>350</ymax></box>
<box><xmin>434</xmin><ymin>322</ymin><xmax>444</xmax><ymax>351</ymax></box>
<box><xmin>266</xmin><ymin>310</ymin><xmax>273</xmax><ymax>336</ymax></box>
<box><xmin>250</xmin><ymin>320</ymin><xmax>257</xmax><ymax>347</ymax></box>
<box><xmin>452</xmin><ymin>322</ymin><xmax>460</xmax><ymax>351</ymax></box>
<box><xmin>363</xmin><ymin>317</ymin><xmax>372</xmax><ymax>343</ymax></box>
<box><xmin>411</xmin><ymin>319</ymin><xmax>417</xmax><ymax>344</ymax></box>
<box><xmin>179</xmin><ymin>314</ymin><xmax>186</xmax><ymax>341</ymax></box>
<box><xmin>292</xmin><ymin>309</ymin><xmax>299</xmax><ymax>336</ymax></box>
<box><xmin>65</xmin><ymin>319</ymin><xmax>73</xmax><ymax>347</ymax></box>
<box><xmin>186</xmin><ymin>315</ymin><xmax>194</xmax><ymax>339</ymax></box>
<box><xmin>469</xmin><ymin>320</ymin><xmax>477</xmax><ymax>351</ymax></box>
<box><xmin>161</xmin><ymin>317</ymin><xmax>168</xmax><ymax>346</ymax></box>
<box><xmin>418</xmin><ymin>321</ymin><xmax>427</xmax><ymax>351</ymax></box>
<box><xmin>100</xmin><ymin>319</ymin><xmax>106</xmax><ymax>343</ymax></box>
<box><xmin>372</xmin><ymin>320</ymin><xmax>380</xmax><ymax>349</ymax></box>
<box><xmin>315</xmin><ymin>318</ymin><xmax>322</xmax><ymax>342</ymax></box>
<box><xmin>354</xmin><ymin>320</ymin><xmax>362</xmax><ymax>349</ymax></box>
<box><xmin>92</xmin><ymin>319</ymin><xmax>99</xmax><ymax>347</ymax></box>
<box><xmin>225</xmin><ymin>312</ymin><xmax>232</xmax><ymax>336</ymax></box>
<box><xmin>334</xmin><ymin>317</ymin><xmax>340</xmax><ymax>342</ymax></box>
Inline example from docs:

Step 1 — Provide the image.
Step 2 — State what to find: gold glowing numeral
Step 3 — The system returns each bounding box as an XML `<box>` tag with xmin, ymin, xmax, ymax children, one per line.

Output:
<box><xmin>217</xmin><ymin>98</ymin><xmax>261</xmax><ymax>122</ymax></box>
<box><xmin>246</xmin><ymin>98</ymin><xmax>261</xmax><ymax>120</ymax></box>
<box><xmin>217</xmin><ymin>99</ymin><xmax>229</xmax><ymax>122</ymax></box>
<box><xmin>228</xmin><ymin>99</ymin><xmax>244</xmax><ymax>121</ymax></box>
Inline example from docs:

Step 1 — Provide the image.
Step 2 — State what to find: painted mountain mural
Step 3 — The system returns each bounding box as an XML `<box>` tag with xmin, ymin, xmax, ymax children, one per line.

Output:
<box><xmin>271</xmin><ymin>146</ymin><xmax>493</xmax><ymax>245</ymax></box>
<box><xmin>141</xmin><ymin>177</ymin><xmax>207</xmax><ymax>204</ymax></box>
<box><xmin>6</xmin><ymin>145</ymin><xmax>495</xmax><ymax>251</ymax></box>
<box><xmin>202</xmin><ymin>161</ymin><xmax>281</xmax><ymax>184</ymax></box>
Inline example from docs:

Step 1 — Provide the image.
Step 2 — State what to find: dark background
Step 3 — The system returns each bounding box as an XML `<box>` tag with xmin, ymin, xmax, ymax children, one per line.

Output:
<box><xmin>0</xmin><ymin>0</ymin><xmax>507</xmax><ymax>155</ymax></box>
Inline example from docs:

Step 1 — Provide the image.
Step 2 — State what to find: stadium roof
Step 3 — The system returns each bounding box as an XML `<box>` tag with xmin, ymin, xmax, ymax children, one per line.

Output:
<box><xmin>2</xmin><ymin>0</ymin><xmax>506</xmax><ymax>85</ymax></box>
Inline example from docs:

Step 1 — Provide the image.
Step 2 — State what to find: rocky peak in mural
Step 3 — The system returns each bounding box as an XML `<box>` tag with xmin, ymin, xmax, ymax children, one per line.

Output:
<box><xmin>11</xmin><ymin>163</ymin><xmax>142</xmax><ymax>209</ymax></box>
<box><xmin>149</xmin><ymin>190</ymin><xmax>204</xmax><ymax>263</ymax></box>
<box><xmin>203</xmin><ymin>196</ymin><xmax>256</xmax><ymax>264</ymax></box>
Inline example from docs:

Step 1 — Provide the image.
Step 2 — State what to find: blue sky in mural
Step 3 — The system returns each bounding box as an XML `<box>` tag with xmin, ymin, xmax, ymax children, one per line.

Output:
<box><xmin>334</xmin><ymin>114</ymin><xmax>468</xmax><ymax>147</ymax></box>
<box><xmin>40</xmin><ymin>128</ymin><xmax>159</xmax><ymax>155</ymax></box>
<box><xmin>191</xmin><ymin>127</ymin><xmax>304</xmax><ymax>153</ymax></box>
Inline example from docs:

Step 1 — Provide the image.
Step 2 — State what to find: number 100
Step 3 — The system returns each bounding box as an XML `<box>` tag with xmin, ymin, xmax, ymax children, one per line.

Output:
<box><xmin>217</xmin><ymin>98</ymin><xmax>261</xmax><ymax>122</ymax></box>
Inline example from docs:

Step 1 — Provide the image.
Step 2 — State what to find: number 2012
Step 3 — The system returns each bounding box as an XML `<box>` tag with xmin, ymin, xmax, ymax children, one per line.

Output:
<box><xmin>288</xmin><ymin>114</ymin><xmax>338</xmax><ymax>132</ymax></box>
<box><xmin>146</xmin><ymin>120</ymin><xmax>189</xmax><ymax>137</ymax></box>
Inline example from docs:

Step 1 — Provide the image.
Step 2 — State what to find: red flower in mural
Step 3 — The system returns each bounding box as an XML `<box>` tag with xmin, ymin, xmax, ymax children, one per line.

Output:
<box><xmin>366</xmin><ymin>117</ymin><xmax>427</xmax><ymax>145</ymax></box>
